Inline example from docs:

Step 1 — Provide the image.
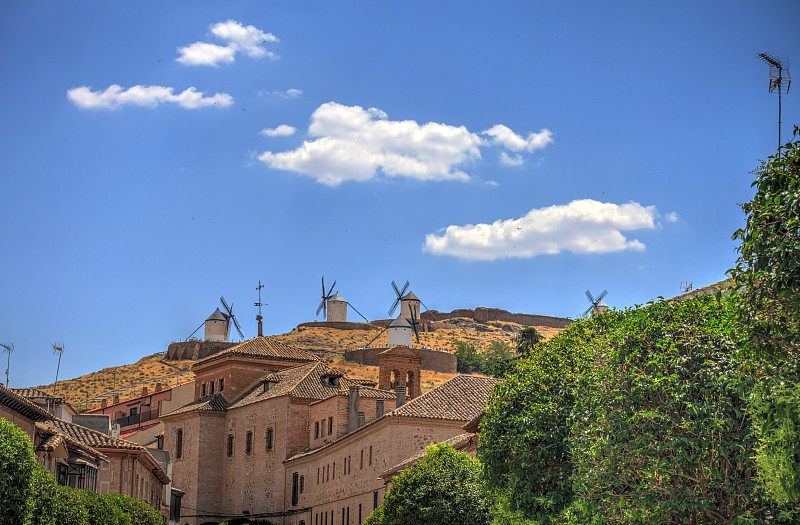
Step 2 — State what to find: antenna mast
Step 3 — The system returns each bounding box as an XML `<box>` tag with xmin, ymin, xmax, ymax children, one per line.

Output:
<box><xmin>52</xmin><ymin>343</ymin><xmax>65</xmax><ymax>395</ymax></box>
<box><xmin>254</xmin><ymin>280</ymin><xmax>267</xmax><ymax>337</ymax></box>
<box><xmin>0</xmin><ymin>343</ymin><xmax>13</xmax><ymax>386</ymax></box>
<box><xmin>758</xmin><ymin>53</ymin><xmax>791</xmax><ymax>151</ymax></box>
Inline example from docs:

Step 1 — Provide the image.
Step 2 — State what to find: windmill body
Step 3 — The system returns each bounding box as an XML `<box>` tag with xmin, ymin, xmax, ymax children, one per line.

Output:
<box><xmin>326</xmin><ymin>292</ymin><xmax>348</xmax><ymax>322</ymax></box>
<box><xmin>204</xmin><ymin>308</ymin><xmax>229</xmax><ymax>342</ymax></box>
<box><xmin>400</xmin><ymin>291</ymin><xmax>422</xmax><ymax>322</ymax></box>
<box><xmin>387</xmin><ymin>315</ymin><xmax>414</xmax><ymax>348</ymax></box>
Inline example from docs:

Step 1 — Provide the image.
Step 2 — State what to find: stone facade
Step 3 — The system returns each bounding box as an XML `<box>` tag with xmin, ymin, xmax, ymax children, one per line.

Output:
<box><xmin>422</xmin><ymin>306</ymin><xmax>573</xmax><ymax>328</ymax></box>
<box><xmin>165</xmin><ymin>340</ymin><xmax>237</xmax><ymax>361</ymax></box>
<box><xmin>344</xmin><ymin>346</ymin><xmax>457</xmax><ymax>374</ymax></box>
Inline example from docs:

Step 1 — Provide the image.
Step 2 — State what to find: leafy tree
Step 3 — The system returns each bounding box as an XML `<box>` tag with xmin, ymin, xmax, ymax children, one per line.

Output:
<box><xmin>0</xmin><ymin>417</ymin><xmax>36</xmax><ymax>525</ymax></box>
<box><xmin>104</xmin><ymin>494</ymin><xmax>163</xmax><ymax>525</ymax></box>
<box><xmin>79</xmin><ymin>490</ymin><xmax>130</xmax><ymax>525</ymax></box>
<box><xmin>513</xmin><ymin>327</ymin><xmax>543</xmax><ymax>357</ymax></box>
<box><xmin>26</xmin><ymin>463</ymin><xmax>58</xmax><ymax>525</ymax></box>
<box><xmin>731</xmin><ymin>126</ymin><xmax>800</xmax><ymax>359</ymax></box>
<box><xmin>52</xmin><ymin>485</ymin><xmax>90</xmax><ymax>525</ymax></box>
<box><xmin>484</xmin><ymin>340</ymin><xmax>517</xmax><ymax>378</ymax></box>
<box><xmin>453</xmin><ymin>340</ymin><xmax>484</xmax><ymax>374</ymax></box>
<box><xmin>378</xmin><ymin>442</ymin><xmax>491</xmax><ymax>525</ymax></box>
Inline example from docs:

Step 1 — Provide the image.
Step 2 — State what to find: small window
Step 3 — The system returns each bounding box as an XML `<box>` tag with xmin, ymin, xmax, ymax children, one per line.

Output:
<box><xmin>291</xmin><ymin>472</ymin><xmax>299</xmax><ymax>506</ymax></box>
<box><xmin>245</xmin><ymin>431</ymin><xmax>253</xmax><ymax>455</ymax></box>
<box><xmin>369</xmin><ymin>445</ymin><xmax>372</xmax><ymax>466</ymax></box>
<box><xmin>176</xmin><ymin>429</ymin><xmax>183</xmax><ymax>459</ymax></box>
<box><xmin>210</xmin><ymin>381</ymin><xmax>215</xmax><ymax>394</ymax></box>
<box><xmin>299</xmin><ymin>475</ymin><xmax>305</xmax><ymax>493</ymax></box>
<box><xmin>219</xmin><ymin>378</ymin><xmax>224</xmax><ymax>391</ymax></box>
<box><xmin>201</xmin><ymin>383</ymin><xmax>206</xmax><ymax>397</ymax></box>
<box><xmin>314</xmin><ymin>421</ymin><xmax>319</xmax><ymax>439</ymax></box>
<box><xmin>360</xmin><ymin>449</ymin><xmax>364</xmax><ymax>469</ymax></box>
<box><xmin>373</xmin><ymin>491</ymin><xmax>378</xmax><ymax>510</ymax></box>
<box><xmin>266</xmin><ymin>427</ymin><xmax>274</xmax><ymax>451</ymax></box>
<box><xmin>321</xmin><ymin>421</ymin><xmax>326</xmax><ymax>437</ymax></box>
<box><xmin>227</xmin><ymin>434</ymin><xmax>234</xmax><ymax>457</ymax></box>
<box><xmin>333</xmin><ymin>461</ymin><xmax>336</xmax><ymax>479</ymax></box>
<box><xmin>156</xmin><ymin>435</ymin><xmax>164</xmax><ymax>450</ymax></box>
<box><xmin>328</xmin><ymin>417</ymin><xmax>333</xmax><ymax>434</ymax></box>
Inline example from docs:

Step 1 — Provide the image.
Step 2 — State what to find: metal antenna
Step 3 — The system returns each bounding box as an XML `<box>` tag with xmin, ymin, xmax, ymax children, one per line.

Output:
<box><xmin>0</xmin><ymin>343</ymin><xmax>13</xmax><ymax>386</ymax></box>
<box><xmin>680</xmin><ymin>281</ymin><xmax>693</xmax><ymax>293</ymax></box>
<box><xmin>254</xmin><ymin>280</ymin><xmax>266</xmax><ymax>316</ymax></box>
<box><xmin>758</xmin><ymin>53</ymin><xmax>791</xmax><ymax>151</ymax></box>
<box><xmin>52</xmin><ymin>343</ymin><xmax>65</xmax><ymax>395</ymax></box>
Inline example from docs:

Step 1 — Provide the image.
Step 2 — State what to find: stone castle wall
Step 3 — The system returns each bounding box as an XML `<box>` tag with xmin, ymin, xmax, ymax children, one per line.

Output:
<box><xmin>165</xmin><ymin>341</ymin><xmax>236</xmax><ymax>361</ymax></box>
<box><xmin>344</xmin><ymin>347</ymin><xmax>457</xmax><ymax>374</ymax></box>
<box><xmin>297</xmin><ymin>321</ymin><xmax>379</xmax><ymax>331</ymax></box>
<box><xmin>421</xmin><ymin>306</ymin><xmax>572</xmax><ymax>329</ymax></box>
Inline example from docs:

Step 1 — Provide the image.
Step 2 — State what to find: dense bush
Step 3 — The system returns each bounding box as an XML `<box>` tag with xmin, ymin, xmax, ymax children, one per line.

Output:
<box><xmin>0</xmin><ymin>417</ymin><xmax>37</xmax><ymax>525</ymax></box>
<box><xmin>26</xmin><ymin>463</ymin><xmax>58</xmax><ymax>525</ymax></box>
<box><xmin>104</xmin><ymin>493</ymin><xmax>163</xmax><ymax>525</ymax></box>
<box><xmin>372</xmin><ymin>442</ymin><xmax>490</xmax><ymax>525</ymax></box>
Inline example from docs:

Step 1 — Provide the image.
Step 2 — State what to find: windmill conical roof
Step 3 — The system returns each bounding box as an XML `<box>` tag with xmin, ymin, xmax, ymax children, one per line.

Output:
<box><xmin>401</xmin><ymin>291</ymin><xmax>419</xmax><ymax>301</ymax></box>
<box><xmin>206</xmin><ymin>308</ymin><xmax>227</xmax><ymax>322</ymax></box>
<box><xmin>389</xmin><ymin>314</ymin><xmax>412</xmax><ymax>328</ymax></box>
<box><xmin>329</xmin><ymin>292</ymin><xmax>346</xmax><ymax>302</ymax></box>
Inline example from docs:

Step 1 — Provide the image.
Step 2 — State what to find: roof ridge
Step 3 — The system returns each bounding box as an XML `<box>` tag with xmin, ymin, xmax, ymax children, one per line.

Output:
<box><xmin>285</xmin><ymin>362</ymin><xmax>328</xmax><ymax>396</ymax></box>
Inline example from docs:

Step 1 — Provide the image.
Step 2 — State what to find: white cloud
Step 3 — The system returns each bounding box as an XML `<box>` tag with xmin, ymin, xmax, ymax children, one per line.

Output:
<box><xmin>424</xmin><ymin>199</ymin><xmax>656</xmax><ymax>261</ymax></box>
<box><xmin>259</xmin><ymin>88</ymin><xmax>303</xmax><ymax>99</ymax></box>
<box><xmin>259</xmin><ymin>102</ymin><xmax>485</xmax><ymax>185</ymax></box>
<box><xmin>485</xmin><ymin>180</ymin><xmax>499</xmax><ymax>186</ymax></box>
<box><xmin>261</xmin><ymin>124</ymin><xmax>297</xmax><ymax>137</ymax></box>
<box><xmin>665</xmin><ymin>211</ymin><xmax>679</xmax><ymax>222</ymax></box>
<box><xmin>177</xmin><ymin>20</ymin><xmax>278</xmax><ymax>66</ymax></box>
<box><xmin>499</xmin><ymin>152</ymin><xmax>524</xmax><ymax>167</ymax></box>
<box><xmin>482</xmin><ymin>124</ymin><xmax>553</xmax><ymax>152</ymax></box>
<box><xmin>67</xmin><ymin>84</ymin><xmax>234</xmax><ymax>109</ymax></box>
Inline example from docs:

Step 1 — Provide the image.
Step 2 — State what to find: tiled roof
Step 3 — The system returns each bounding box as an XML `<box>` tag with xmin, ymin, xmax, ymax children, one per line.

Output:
<box><xmin>194</xmin><ymin>336</ymin><xmax>320</xmax><ymax>366</ymax></box>
<box><xmin>163</xmin><ymin>393</ymin><xmax>229</xmax><ymax>417</ymax></box>
<box><xmin>47</xmin><ymin>419</ymin><xmax>147</xmax><ymax>451</ymax></box>
<box><xmin>402</xmin><ymin>291</ymin><xmax>419</xmax><ymax>301</ymax></box>
<box><xmin>378</xmin><ymin>345</ymin><xmax>420</xmax><ymax>358</ymax></box>
<box><xmin>206</xmin><ymin>308</ymin><xmax>227</xmax><ymax>322</ymax></box>
<box><xmin>9</xmin><ymin>387</ymin><xmax>63</xmax><ymax>402</ymax></box>
<box><xmin>391</xmin><ymin>375</ymin><xmax>499</xmax><ymax>422</ymax></box>
<box><xmin>35</xmin><ymin>422</ymin><xmax>107</xmax><ymax>462</ymax></box>
<box><xmin>382</xmin><ymin>433</ymin><xmax>474</xmax><ymax>479</ymax></box>
<box><xmin>0</xmin><ymin>384</ymin><xmax>53</xmax><ymax>422</ymax></box>
<box><xmin>462</xmin><ymin>410</ymin><xmax>485</xmax><ymax>433</ymax></box>
<box><xmin>389</xmin><ymin>315</ymin><xmax>412</xmax><ymax>328</ymax></box>
<box><xmin>230</xmin><ymin>362</ymin><xmax>395</xmax><ymax>409</ymax></box>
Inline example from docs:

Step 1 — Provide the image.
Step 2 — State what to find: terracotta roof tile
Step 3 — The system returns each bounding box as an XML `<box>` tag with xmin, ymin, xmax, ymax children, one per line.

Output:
<box><xmin>47</xmin><ymin>419</ymin><xmax>147</xmax><ymax>451</ymax></box>
<box><xmin>390</xmin><ymin>375</ymin><xmax>499</xmax><ymax>421</ymax></box>
<box><xmin>9</xmin><ymin>387</ymin><xmax>63</xmax><ymax>402</ymax></box>
<box><xmin>194</xmin><ymin>336</ymin><xmax>320</xmax><ymax>367</ymax></box>
<box><xmin>0</xmin><ymin>384</ymin><xmax>53</xmax><ymax>422</ymax></box>
<box><xmin>163</xmin><ymin>393</ymin><xmax>228</xmax><ymax>417</ymax></box>
<box><xmin>34</xmin><ymin>421</ymin><xmax>107</xmax><ymax>461</ymax></box>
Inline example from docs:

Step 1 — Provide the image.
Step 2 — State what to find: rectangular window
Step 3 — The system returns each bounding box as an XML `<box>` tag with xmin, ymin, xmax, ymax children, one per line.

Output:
<box><xmin>266</xmin><ymin>427</ymin><xmax>274</xmax><ymax>451</ymax></box>
<box><xmin>328</xmin><ymin>416</ymin><xmax>333</xmax><ymax>434</ymax></box>
<box><xmin>369</xmin><ymin>446</ymin><xmax>372</xmax><ymax>466</ymax></box>
<box><xmin>373</xmin><ymin>491</ymin><xmax>378</xmax><ymax>510</ymax></box>
<box><xmin>291</xmin><ymin>472</ymin><xmax>299</xmax><ymax>506</ymax></box>
<box><xmin>176</xmin><ymin>429</ymin><xmax>183</xmax><ymax>459</ymax></box>
<box><xmin>360</xmin><ymin>449</ymin><xmax>364</xmax><ymax>469</ymax></box>
<box><xmin>315</xmin><ymin>421</ymin><xmax>319</xmax><ymax>438</ymax></box>
<box><xmin>317</xmin><ymin>468</ymin><xmax>320</xmax><ymax>485</ymax></box>
<box><xmin>219</xmin><ymin>378</ymin><xmax>225</xmax><ymax>391</ymax></box>
<box><xmin>346</xmin><ymin>506</ymin><xmax>350</xmax><ymax>525</ymax></box>
<box><xmin>210</xmin><ymin>381</ymin><xmax>215</xmax><ymax>394</ymax></box>
<box><xmin>245</xmin><ymin>431</ymin><xmax>253</xmax><ymax>455</ymax></box>
<box><xmin>333</xmin><ymin>461</ymin><xmax>336</xmax><ymax>479</ymax></box>
<box><xmin>359</xmin><ymin>504</ymin><xmax>362</xmax><ymax>523</ymax></box>
<box><xmin>299</xmin><ymin>475</ymin><xmax>305</xmax><ymax>494</ymax></box>
<box><xmin>321</xmin><ymin>421</ymin><xmax>326</xmax><ymax>437</ymax></box>
<box><xmin>342</xmin><ymin>507</ymin><xmax>345</xmax><ymax>525</ymax></box>
<box><xmin>201</xmin><ymin>383</ymin><xmax>206</xmax><ymax>396</ymax></box>
<box><xmin>227</xmin><ymin>434</ymin><xmax>234</xmax><ymax>457</ymax></box>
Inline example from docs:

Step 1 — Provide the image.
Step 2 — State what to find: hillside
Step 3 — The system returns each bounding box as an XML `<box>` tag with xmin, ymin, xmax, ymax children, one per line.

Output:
<box><xmin>33</xmin><ymin>317</ymin><xmax>563</xmax><ymax>410</ymax></box>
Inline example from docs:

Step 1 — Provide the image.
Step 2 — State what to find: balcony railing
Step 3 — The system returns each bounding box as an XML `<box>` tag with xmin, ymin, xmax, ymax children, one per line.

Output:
<box><xmin>114</xmin><ymin>408</ymin><xmax>159</xmax><ymax>428</ymax></box>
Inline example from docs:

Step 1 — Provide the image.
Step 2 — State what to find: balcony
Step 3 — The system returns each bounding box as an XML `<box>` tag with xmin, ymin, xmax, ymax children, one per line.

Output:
<box><xmin>114</xmin><ymin>408</ymin><xmax>159</xmax><ymax>429</ymax></box>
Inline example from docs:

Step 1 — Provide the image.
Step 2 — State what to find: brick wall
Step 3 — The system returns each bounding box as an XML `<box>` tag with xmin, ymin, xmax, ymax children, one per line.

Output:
<box><xmin>344</xmin><ymin>347</ymin><xmax>456</xmax><ymax>374</ymax></box>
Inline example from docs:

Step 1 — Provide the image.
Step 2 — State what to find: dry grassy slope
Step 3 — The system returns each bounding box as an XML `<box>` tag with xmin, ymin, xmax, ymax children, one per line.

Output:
<box><xmin>35</xmin><ymin>318</ymin><xmax>561</xmax><ymax>409</ymax></box>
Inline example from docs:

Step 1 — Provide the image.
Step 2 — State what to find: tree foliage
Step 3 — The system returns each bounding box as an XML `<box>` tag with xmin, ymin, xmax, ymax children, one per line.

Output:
<box><xmin>514</xmin><ymin>327</ymin><xmax>544</xmax><ymax>357</ymax></box>
<box><xmin>453</xmin><ymin>339</ymin><xmax>517</xmax><ymax>377</ymax></box>
<box><xmin>0</xmin><ymin>417</ymin><xmax>36</xmax><ymax>525</ymax></box>
<box><xmin>375</xmin><ymin>442</ymin><xmax>491</xmax><ymax>525</ymax></box>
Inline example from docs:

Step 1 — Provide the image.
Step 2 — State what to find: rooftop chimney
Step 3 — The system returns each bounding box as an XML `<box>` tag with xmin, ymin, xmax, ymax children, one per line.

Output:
<box><xmin>101</xmin><ymin>399</ymin><xmax>108</xmax><ymax>409</ymax></box>
<box><xmin>396</xmin><ymin>386</ymin><xmax>406</xmax><ymax>407</ymax></box>
<box><xmin>113</xmin><ymin>395</ymin><xmax>120</xmax><ymax>405</ymax></box>
<box><xmin>376</xmin><ymin>399</ymin><xmax>385</xmax><ymax>418</ymax></box>
<box><xmin>257</xmin><ymin>314</ymin><xmax>263</xmax><ymax>337</ymax></box>
<box><xmin>141</xmin><ymin>386</ymin><xmax>148</xmax><ymax>396</ymax></box>
<box><xmin>358</xmin><ymin>411</ymin><xmax>365</xmax><ymax>427</ymax></box>
<box><xmin>348</xmin><ymin>386</ymin><xmax>360</xmax><ymax>432</ymax></box>
<box><xmin>155</xmin><ymin>383</ymin><xmax>163</xmax><ymax>393</ymax></box>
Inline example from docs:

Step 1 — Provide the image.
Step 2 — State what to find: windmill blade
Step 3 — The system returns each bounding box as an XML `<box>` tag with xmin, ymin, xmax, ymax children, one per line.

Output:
<box><xmin>316</xmin><ymin>299</ymin><xmax>326</xmax><ymax>317</ymax></box>
<box><xmin>585</xmin><ymin>290</ymin><xmax>595</xmax><ymax>304</ymax></box>
<box><xmin>391</xmin><ymin>280</ymin><xmax>401</xmax><ymax>297</ymax></box>
<box><xmin>185</xmin><ymin>321</ymin><xmax>205</xmax><ymax>341</ymax></box>
<box><xmin>321</xmin><ymin>276</ymin><xmax>326</xmax><ymax>298</ymax></box>
<box><xmin>398</xmin><ymin>280</ymin><xmax>410</xmax><ymax>297</ymax></box>
<box><xmin>231</xmin><ymin>314</ymin><xmax>244</xmax><ymax>339</ymax></box>
<box><xmin>220</xmin><ymin>295</ymin><xmax>233</xmax><ymax>316</ymax></box>
<box><xmin>326</xmin><ymin>280</ymin><xmax>336</xmax><ymax>298</ymax></box>
<box><xmin>347</xmin><ymin>302</ymin><xmax>370</xmax><ymax>323</ymax></box>
<box><xmin>365</xmin><ymin>326</ymin><xmax>388</xmax><ymax>348</ymax></box>
<box><xmin>582</xmin><ymin>305</ymin><xmax>593</xmax><ymax>317</ymax></box>
<box><xmin>410</xmin><ymin>306</ymin><xmax>420</xmax><ymax>344</ymax></box>
<box><xmin>388</xmin><ymin>297</ymin><xmax>401</xmax><ymax>317</ymax></box>
<box><xmin>595</xmin><ymin>290</ymin><xmax>608</xmax><ymax>303</ymax></box>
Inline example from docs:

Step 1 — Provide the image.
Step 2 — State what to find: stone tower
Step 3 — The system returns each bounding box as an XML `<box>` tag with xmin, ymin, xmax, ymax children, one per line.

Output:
<box><xmin>327</xmin><ymin>292</ymin><xmax>347</xmax><ymax>322</ymax></box>
<box><xmin>400</xmin><ymin>291</ymin><xmax>422</xmax><ymax>321</ymax></box>
<box><xmin>204</xmin><ymin>308</ymin><xmax>229</xmax><ymax>342</ymax></box>
<box><xmin>378</xmin><ymin>346</ymin><xmax>422</xmax><ymax>400</ymax></box>
<box><xmin>387</xmin><ymin>315</ymin><xmax>413</xmax><ymax>348</ymax></box>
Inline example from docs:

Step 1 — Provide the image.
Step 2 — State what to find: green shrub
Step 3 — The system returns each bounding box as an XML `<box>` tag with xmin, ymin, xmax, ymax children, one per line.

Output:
<box><xmin>363</xmin><ymin>505</ymin><xmax>384</xmax><ymax>525</ymax></box>
<box><xmin>79</xmin><ymin>489</ymin><xmax>130</xmax><ymax>525</ymax></box>
<box><xmin>104</xmin><ymin>493</ymin><xmax>163</xmax><ymax>525</ymax></box>
<box><xmin>26</xmin><ymin>463</ymin><xmax>58</xmax><ymax>525</ymax></box>
<box><xmin>0</xmin><ymin>417</ymin><xmax>37</xmax><ymax>525</ymax></box>
<box><xmin>53</xmin><ymin>485</ymin><xmax>89</xmax><ymax>525</ymax></box>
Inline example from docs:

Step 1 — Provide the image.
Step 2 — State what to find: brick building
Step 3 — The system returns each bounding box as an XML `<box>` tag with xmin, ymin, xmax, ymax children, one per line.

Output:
<box><xmin>161</xmin><ymin>335</ymin><xmax>498</xmax><ymax>525</ymax></box>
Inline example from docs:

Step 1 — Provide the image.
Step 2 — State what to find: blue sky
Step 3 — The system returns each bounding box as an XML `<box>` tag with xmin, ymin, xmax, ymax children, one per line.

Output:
<box><xmin>1</xmin><ymin>1</ymin><xmax>798</xmax><ymax>389</ymax></box>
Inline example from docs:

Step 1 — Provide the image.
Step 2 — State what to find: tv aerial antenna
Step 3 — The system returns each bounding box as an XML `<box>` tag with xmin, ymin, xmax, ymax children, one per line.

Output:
<box><xmin>680</xmin><ymin>281</ymin><xmax>693</xmax><ymax>293</ymax></box>
<box><xmin>316</xmin><ymin>276</ymin><xmax>336</xmax><ymax>319</ymax></box>
<box><xmin>388</xmin><ymin>280</ymin><xmax>410</xmax><ymax>317</ymax></box>
<box><xmin>52</xmin><ymin>343</ymin><xmax>64</xmax><ymax>395</ymax></box>
<box><xmin>254</xmin><ymin>280</ymin><xmax>266</xmax><ymax>316</ymax></box>
<box><xmin>758</xmin><ymin>53</ymin><xmax>791</xmax><ymax>151</ymax></box>
<box><xmin>582</xmin><ymin>289</ymin><xmax>608</xmax><ymax>317</ymax></box>
<box><xmin>0</xmin><ymin>343</ymin><xmax>13</xmax><ymax>386</ymax></box>
<box><xmin>220</xmin><ymin>296</ymin><xmax>245</xmax><ymax>341</ymax></box>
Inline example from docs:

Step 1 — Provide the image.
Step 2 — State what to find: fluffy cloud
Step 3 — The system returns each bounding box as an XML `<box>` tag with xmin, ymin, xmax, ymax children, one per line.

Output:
<box><xmin>259</xmin><ymin>102</ymin><xmax>550</xmax><ymax>186</ymax></box>
<box><xmin>177</xmin><ymin>20</ymin><xmax>278</xmax><ymax>66</ymax></box>
<box><xmin>261</xmin><ymin>125</ymin><xmax>297</xmax><ymax>137</ymax></box>
<box><xmin>259</xmin><ymin>88</ymin><xmax>303</xmax><ymax>99</ymax></box>
<box><xmin>665</xmin><ymin>211</ymin><xmax>679</xmax><ymax>222</ymax></box>
<box><xmin>67</xmin><ymin>85</ymin><xmax>234</xmax><ymax>109</ymax></box>
<box><xmin>482</xmin><ymin>124</ymin><xmax>553</xmax><ymax>152</ymax></box>
<box><xmin>499</xmin><ymin>152</ymin><xmax>524</xmax><ymax>167</ymax></box>
<box><xmin>424</xmin><ymin>199</ymin><xmax>656</xmax><ymax>261</ymax></box>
